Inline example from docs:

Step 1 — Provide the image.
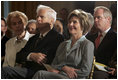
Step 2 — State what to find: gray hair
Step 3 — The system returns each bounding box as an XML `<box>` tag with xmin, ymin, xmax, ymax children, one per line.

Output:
<box><xmin>36</xmin><ymin>4</ymin><xmax>57</xmax><ymax>23</ymax></box>
<box><xmin>94</xmin><ymin>6</ymin><xmax>112</xmax><ymax>25</ymax></box>
<box><xmin>87</xmin><ymin>12</ymin><xmax>94</xmax><ymax>31</ymax></box>
<box><xmin>27</xmin><ymin>19</ymin><xmax>36</xmax><ymax>24</ymax></box>
<box><xmin>26</xmin><ymin>19</ymin><xmax>36</xmax><ymax>29</ymax></box>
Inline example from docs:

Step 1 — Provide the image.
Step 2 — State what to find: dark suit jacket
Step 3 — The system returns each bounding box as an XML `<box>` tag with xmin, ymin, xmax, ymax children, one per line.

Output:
<box><xmin>16</xmin><ymin>28</ymin><xmax>64</xmax><ymax>71</ymax></box>
<box><xmin>86</xmin><ymin>29</ymin><xmax>117</xmax><ymax>66</ymax></box>
<box><xmin>1</xmin><ymin>35</ymin><xmax>9</xmax><ymax>57</ymax></box>
<box><xmin>1</xmin><ymin>35</ymin><xmax>9</xmax><ymax>65</ymax></box>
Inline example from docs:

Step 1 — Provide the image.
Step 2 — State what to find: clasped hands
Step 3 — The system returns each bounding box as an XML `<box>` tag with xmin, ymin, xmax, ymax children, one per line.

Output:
<box><xmin>62</xmin><ymin>66</ymin><xmax>79</xmax><ymax>79</ymax></box>
<box><xmin>48</xmin><ymin>66</ymin><xmax>79</xmax><ymax>79</ymax></box>
<box><xmin>30</xmin><ymin>53</ymin><xmax>47</xmax><ymax>65</ymax></box>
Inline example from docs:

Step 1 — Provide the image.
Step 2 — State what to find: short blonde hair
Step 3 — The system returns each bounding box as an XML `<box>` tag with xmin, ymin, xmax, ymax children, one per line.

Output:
<box><xmin>94</xmin><ymin>6</ymin><xmax>112</xmax><ymax>25</ymax></box>
<box><xmin>7</xmin><ymin>11</ymin><xmax>28</xmax><ymax>30</ymax></box>
<box><xmin>68</xmin><ymin>9</ymin><xmax>89</xmax><ymax>35</ymax></box>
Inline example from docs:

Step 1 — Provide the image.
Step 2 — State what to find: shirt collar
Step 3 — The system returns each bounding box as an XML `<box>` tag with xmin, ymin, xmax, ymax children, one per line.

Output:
<box><xmin>39</xmin><ymin>30</ymin><xmax>50</xmax><ymax>38</ymax></box>
<box><xmin>98</xmin><ymin>27</ymin><xmax>111</xmax><ymax>37</ymax></box>
<box><xmin>14</xmin><ymin>35</ymin><xmax>28</xmax><ymax>44</ymax></box>
<box><xmin>39</xmin><ymin>25</ymin><xmax>53</xmax><ymax>38</ymax></box>
<box><xmin>23</xmin><ymin>31</ymin><xmax>30</xmax><ymax>41</ymax></box>
<box><xmin>67</xmin><ymin>35</ymin><xmax>86</xmax><ymax>43</ymax></box>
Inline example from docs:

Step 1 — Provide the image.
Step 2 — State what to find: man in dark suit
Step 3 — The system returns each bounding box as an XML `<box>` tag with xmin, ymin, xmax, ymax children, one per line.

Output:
<box><xmin>87</xmin><ymin>6</ymin><xmax>117</xmax><ymax>79</ymax></box>
<box><xmin>1</xmin><ymin>18</ymin><xmax>9</xmax><ymax>65</ymax></box>
<box><xmin>2</xmin><ymin>5</ymin><xmax>64</xmax><ymax>79</ymax></box>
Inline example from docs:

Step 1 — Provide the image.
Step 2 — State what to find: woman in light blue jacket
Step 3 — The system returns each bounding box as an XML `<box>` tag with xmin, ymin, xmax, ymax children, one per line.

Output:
<box><xmin>33</xmin><ymin>9</ymin><xmax>94</xmax><ymax>79</ymax></box>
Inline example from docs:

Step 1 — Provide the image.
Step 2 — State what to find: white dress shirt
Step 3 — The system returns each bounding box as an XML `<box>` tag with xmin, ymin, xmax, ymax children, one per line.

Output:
<box><xmin>99</xmin><ymin>27</ymin><xmax>111</xmax><ymax>44</ymax></box>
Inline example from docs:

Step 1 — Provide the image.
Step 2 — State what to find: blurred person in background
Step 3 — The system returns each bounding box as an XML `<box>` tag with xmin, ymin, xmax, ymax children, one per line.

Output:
<box><xmin>59</xmin><ymin>8</ymin><xmax>70</xmax><ymax>40</ymax></box>
<box><xmin>54</xmin><ymin>18</ymin><xmax>64</xmax><ymax>35</ymax></box>
<box><xmin>26</xmin><ymin>19</ymin><xmax>37</xmax><ymax>34</ymax></box>
<box><xmin>1</xmin><ymin>17</ymin><xmax>9</xmax><ymax>65</ymax></box>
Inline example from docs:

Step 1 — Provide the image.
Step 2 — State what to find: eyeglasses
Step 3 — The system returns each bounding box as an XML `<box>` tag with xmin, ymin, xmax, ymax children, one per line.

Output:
<box><xmin>94</xmin><ymin>16</ymin><xmax>106</xmax><ymax>20</ymax></box>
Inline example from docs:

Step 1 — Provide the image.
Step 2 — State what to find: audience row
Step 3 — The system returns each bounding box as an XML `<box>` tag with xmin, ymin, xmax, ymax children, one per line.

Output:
<box><xmin>1</xmin><ymin>4</ymin><xmax>117</xmax><ymax>79</ymax></box>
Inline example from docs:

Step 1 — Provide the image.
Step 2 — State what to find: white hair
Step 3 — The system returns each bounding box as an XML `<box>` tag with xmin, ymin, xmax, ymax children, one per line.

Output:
<box><xmin>36</xmin><ymin>4</ymin><xmax>57</xmax><ymax>23</ymax></box>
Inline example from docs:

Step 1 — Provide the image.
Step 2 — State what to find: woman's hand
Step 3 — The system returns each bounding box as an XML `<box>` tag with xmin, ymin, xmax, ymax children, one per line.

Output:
<box><xmin>62</xmin><ymin>66</ymin><xmax>79</xmax><ymax>79</ymax></box>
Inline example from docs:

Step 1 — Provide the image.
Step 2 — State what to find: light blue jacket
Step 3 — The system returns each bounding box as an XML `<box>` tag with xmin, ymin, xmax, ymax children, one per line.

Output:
<box><xmin>52</xmin><ymin>36</ymin><xmax>94</xmax><ymax>78</ymax></box>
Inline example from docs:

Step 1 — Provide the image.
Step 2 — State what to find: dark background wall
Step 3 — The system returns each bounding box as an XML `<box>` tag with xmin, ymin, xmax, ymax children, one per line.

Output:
<box><xmin>1</xmin><ymin>1</ymin><xmax>116</xmax><ymax>20</ymax></box>
<box><xmin>1</xmin><ymin>1</ymin><xmax>117</xmax><ymax>38</ymax></box>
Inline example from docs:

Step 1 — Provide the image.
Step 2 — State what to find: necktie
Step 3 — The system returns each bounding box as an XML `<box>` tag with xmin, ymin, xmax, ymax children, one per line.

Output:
<box><xmin>95</xmin><ymin>34</ymin><xmax>102</xmax><ymax>49</ymax></box>
<box><xmin>34</xmin><ymin>34</ymin><xmax>43</xmax><ymax>47</ymax></box>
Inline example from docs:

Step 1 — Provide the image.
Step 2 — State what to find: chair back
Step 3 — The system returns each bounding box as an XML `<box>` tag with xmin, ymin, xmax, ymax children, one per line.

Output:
<box><xmin>88</xmin><ymin>56</ymin><xmax>96</xmax><ymax>79</ymax></box>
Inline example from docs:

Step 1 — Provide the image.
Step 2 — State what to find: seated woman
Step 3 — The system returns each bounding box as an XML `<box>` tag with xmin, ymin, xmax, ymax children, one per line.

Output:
<box><xmin>3</xmin><ymin>11</ymin><xmax>29</xmax><ymax>67</ymax></box>
<box><xmin>33</xmin><ymin>9</ymin><xmax>94</xmax><ymax>79</ymax></box>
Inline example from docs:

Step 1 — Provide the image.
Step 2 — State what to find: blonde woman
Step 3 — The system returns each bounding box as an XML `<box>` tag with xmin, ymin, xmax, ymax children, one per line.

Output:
<box><xmin>3</xmin><ymin>11</ymin><xmax>28</xmax><ymax>67</ymax></box>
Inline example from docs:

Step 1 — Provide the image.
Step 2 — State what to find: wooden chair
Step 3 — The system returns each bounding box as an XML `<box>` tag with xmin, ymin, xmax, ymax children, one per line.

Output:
<box><xmin>88</xmin><ymin>56</ymin><xmax>96</xmax><ymax>79</ymax></box>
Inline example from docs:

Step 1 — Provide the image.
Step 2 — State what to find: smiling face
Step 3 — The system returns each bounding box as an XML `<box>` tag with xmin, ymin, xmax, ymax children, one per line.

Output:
<box><xmin>68</xmin><ymin>16</ymin><xmax>83</xmax><ymax>36</ymax></box>
<box><xmin>10</xmin><ymin>17</ymin><xmax>24</xmax><ymax>36</ymax></box>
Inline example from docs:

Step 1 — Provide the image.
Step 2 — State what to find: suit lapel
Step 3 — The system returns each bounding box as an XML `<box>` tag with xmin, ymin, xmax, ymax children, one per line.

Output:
<box><xmin>34</xmin><ymin>29</ymin><xmax>55</xmax><ymax>51</ymax></box>
<box><xmin>97</xmin><ymin>29</ymin><xmax>113</xmax><ymax>50</ymax></box>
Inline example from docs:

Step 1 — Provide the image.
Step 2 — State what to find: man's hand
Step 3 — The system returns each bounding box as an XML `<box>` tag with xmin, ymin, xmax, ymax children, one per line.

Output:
<box><xmin>30</xmin><ymin>53</ymin><xmax>47</xmax><ymax>65</ymax></box>
<box><xmin>48</xmin><ymin>69</ymin><xmax>60</xmax><ymax>74</ymax></box>
<box><xmin>62</xmin><ymin>66</ymin><xmax>79</xmax><ymax>79</ymax></box>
